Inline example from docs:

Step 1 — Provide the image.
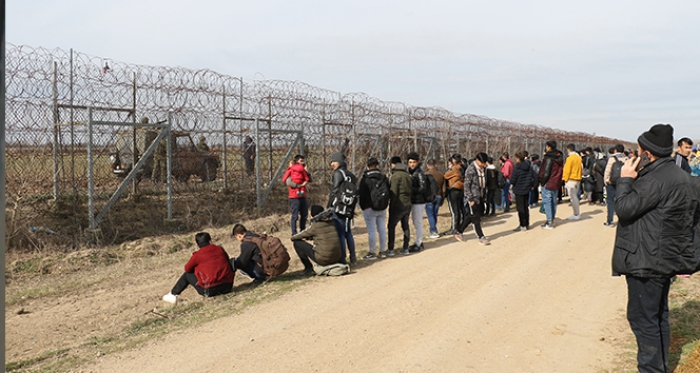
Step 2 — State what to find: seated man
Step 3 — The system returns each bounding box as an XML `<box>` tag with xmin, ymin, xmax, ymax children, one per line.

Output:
<box><xmin>290</xmin><ymin>205</ymin><xmax>343</xmax><ymax>275</ymax></box>
<box><xmin>231</xmin><ymin>224</ymin><xmax>267</xmax><ymax>284</ymax></box>
<box><xmin>162</xmin><ymin>232</ymin><xmax>235</xmax><ymax>304</ymax></box>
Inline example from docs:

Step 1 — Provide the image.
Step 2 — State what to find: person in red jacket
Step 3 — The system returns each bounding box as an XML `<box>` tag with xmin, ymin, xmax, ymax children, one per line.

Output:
<box><xmin>162</xmin><ymin>232</ymin><xmax>235</xmax><ymax>303</ymax></box>
<box><xmin>282</xmin><ymin>155</ymin><xmax>311</xmax><ymax>235</ymax></box>
<box><xmin>539</xmin><ymin>141</ymin><xmax>564</xmax><ymax>229</ymax></box>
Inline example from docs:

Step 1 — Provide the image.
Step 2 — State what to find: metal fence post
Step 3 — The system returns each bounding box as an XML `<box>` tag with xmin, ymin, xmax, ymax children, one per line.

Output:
<box><xmin>166</xmin><ymin>113</ymin><xmax>173</xmax><ymax>220</ymax></box>
<box><xmin>52</xmin><ymin>61</ymin><xmax>59</xmax><ymax>200</ymax></box>
<box><xmin>222</xmin><ymin>85</ymin><xmax>228</xmax><ymax>190</ymax></box>
<box><xmin>255</xmin><ymin>118</ymin><xmax>261</xmax><ymax>210</ymax></box>
<box><xmin>87</xmin><ymin>108</ymin><xmax>95</xmax><ymax>229</ymax></box>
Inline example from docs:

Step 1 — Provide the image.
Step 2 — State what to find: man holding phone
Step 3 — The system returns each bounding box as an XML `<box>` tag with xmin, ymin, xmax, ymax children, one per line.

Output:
<box><xmin>612</xmin><ymin>124</ymin><xmax>700</xmax><ymax>373</ymax></box>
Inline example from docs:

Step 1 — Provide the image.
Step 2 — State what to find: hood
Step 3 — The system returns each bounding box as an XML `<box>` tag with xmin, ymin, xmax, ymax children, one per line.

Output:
<box><xmin>545</xmin><ymin>150</ymin><xmax>564</xmax><ymax>164</ymax></box>
<box><xmin>392</xmin><ymin>163</ymin><xmax>409</xmax><ymax>173</ymax></box>
<box><xmin>363</xmin><ymin>169</ymin><xmax>383</xmax><ymax>178</ymax></box>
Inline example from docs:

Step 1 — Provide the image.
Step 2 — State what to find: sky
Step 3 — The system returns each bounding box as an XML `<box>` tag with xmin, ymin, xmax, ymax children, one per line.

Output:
<box><xmin>7</xmin><ymin>0</ymin><xmax>700</xmax><ymax>142</ymax></box>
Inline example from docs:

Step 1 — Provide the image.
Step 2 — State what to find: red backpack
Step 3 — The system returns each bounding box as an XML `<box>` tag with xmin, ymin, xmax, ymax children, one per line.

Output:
<box><xmin>243</xmin><ymin>234</ymin><xmax>290</xmax><ymax>278</ymax></box>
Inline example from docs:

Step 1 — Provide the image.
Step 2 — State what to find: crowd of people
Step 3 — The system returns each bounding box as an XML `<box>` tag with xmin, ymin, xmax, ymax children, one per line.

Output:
<box><xmin>163</xmin><ymin>125</ymin><xmax>699</xmax><ymax>373</ymax></box>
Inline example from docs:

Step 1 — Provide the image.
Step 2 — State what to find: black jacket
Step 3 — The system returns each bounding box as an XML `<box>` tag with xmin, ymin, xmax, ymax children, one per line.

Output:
<box><xmin>612</xmin><ymin>157</ymin><xmax>700</xmax><ymax>277</ymax></box>
<box><xmin>509</xmin><ymin>160</ymin><xmax>534</xmax><ymax>196</ymax></box>
<box><xmin>234</xmin><ymin>232</ymin><xmax>262</xmax><ymax>270</ymax></box>
<box><xmin>327</xmin><ymin>163</ymin><xmax>357</xmax><ymax>209</ymax></box>
<box><xmin>409</xmin><ymin>164</ymin><xmax>428</xmax><ymax>204</ymax></box>
<box><xmin>358</xmin><ymin>168</ymin><xmax>390</xmax><ymax>210</ymax></box>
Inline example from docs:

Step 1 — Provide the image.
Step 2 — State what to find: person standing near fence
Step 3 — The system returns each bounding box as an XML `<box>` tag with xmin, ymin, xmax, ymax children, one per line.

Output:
<box><xmin>243</xmin><ymin>135</ymin><xmax>256</xmax><ymax>176</ymax></box>
<box><xmin>358</xmin><ymin>157</ymin><xmax>390</xmax><ymax>260</ymax></box>
<box><xmin>562</xmin><ymin>144</ymin><xmax>583</xmax><ymax>221</ymax></box>
<box><xmin>407</xmin><ymin>152</ymin><xmax>428</xmax><ymax>253</ymax></box>
<box><xmin>282</xmin><ymin>155</ymin><xmax>310</xmax><ymax>235</ymax></box>
<box><xmin>674</xmin><ymin>137</ymin><xmax>693</xmax><ymax>174</ymax></box>
<box><xmin>328</xmin><ymin>152</ymin><xmax>358</xmax><ymax>265</ymax></box>
<box><xmin>499</xmin><ymin>152</ymin><xmax>514</xmax><ymax>212</ymax></box>
<box><xmin>539</xmin><ymin>140</ymin><xmax>564</xmax><ymax>229</ymax></box>
<box><xmin>444</xmin><ymin>154</ymin><xmax>465</xmax><ymax>234</ymax></box>
<box><xmin>604</xmin><ymin>144</ymin><xmax>627</xmax><ymax>227</ymax></box>
<box><xmin>509</xmin><ymin>151</ymin><xmax>534</xmax><ymax>231</ymax></box>
<box><xmin>424</xmin><ymin>159</ymin><xmax>445</xmax><ymax>239</ymax></box>
<box><xmin>387</xmin><ymin>156</ymin><xmax>412</xmax><ymax>257</ymax></box>
<box><xmin>454</xmin><ymin>152</ymin><xmax>490</xmax><ymax>245</ymax></box>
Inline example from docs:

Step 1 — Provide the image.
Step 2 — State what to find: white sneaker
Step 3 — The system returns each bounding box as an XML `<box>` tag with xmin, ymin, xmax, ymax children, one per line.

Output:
<box><xmin>162</xmin><ymin>293</ymin><xmax>177</xmax><ymax>304</ymax></box>
<box><xmin>567</xmin><ymin>215</ymin><xmax>581</xmax><ymax>220</ymax></box>
<box><xmin>427</xmin><ymin>232</ymin><xmax>440</xmax><ymax>239</ymax></box>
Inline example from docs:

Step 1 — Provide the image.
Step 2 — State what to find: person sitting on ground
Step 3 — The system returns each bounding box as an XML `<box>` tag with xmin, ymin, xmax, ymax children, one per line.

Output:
<box><xmin>231</xmin><ymin>224</ymin><xmax>267</xmax><ymax>284</ymax></box>
<box><xmin>290</xmin><ymin>205</ymin><xmax>343</xmax><ymax>275</ymax></box>
<box><xmin>162</xmin><ymin>232</ymin><xmax>235</xmax><ymax>304</ymax></box>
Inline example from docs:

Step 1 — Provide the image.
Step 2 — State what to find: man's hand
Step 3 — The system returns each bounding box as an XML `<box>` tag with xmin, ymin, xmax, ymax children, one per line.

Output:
<box><xmin>621</xmin><ymin>156</ymin><xmax>640</xmax><ymax>179</ymax></box>
<box><xmin>469</xmin><ymin>200</ymin><xmax>475</xmax><ymax>206</ymax></box>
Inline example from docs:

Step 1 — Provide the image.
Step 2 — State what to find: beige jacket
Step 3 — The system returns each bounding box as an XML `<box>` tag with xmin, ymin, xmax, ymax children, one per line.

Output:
<box><xmin>604</xmin><ymin>153</ymin><xmax>628</xmax><ymax>185</ymax></box>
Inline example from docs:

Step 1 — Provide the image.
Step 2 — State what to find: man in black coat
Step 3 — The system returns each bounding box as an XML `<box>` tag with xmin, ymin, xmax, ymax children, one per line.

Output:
<box><xmin>613</xmin><ymin>124</ymin><xmax>700</xmax><ymax>373</ymax></box>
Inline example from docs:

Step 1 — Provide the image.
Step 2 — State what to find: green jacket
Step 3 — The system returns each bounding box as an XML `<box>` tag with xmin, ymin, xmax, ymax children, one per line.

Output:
<box><xmin>290</xmin><ymin>216</ymin><xmax>342</xmax><ymax>266</ymax></box>
<box><xmin>390</xmin><ymin>163</ymin><xmax>412</xmax><ymax>211</ymax></box>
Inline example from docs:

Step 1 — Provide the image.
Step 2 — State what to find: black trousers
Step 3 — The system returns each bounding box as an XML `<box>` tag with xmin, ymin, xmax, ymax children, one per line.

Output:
<box><xmin>293</xmin><ymin>240</ymin><xmax>317</xmax><ymax>271</ymax></box>
<box><xmin>447</xmin><ymin>189</ymin><xmax>464</xmax><ymax>232</ymax></box>
<box><xmin>171</xmin><ymin>272</ymin><xmax>233</xmax><ymax>297</ymax></box>
<box><xmin>458</xmin><ymin>200</ymin><xmax>485</xmax><ymax>238</ymax></box>
<box><xmin>626</xmin><ymin>276</ymin><xmax>671</xmax><ymax>373</ymax></box>
<box><xmin>388</xmin><ymin>207</ymin><xmax>411</xmax><ymax>251</ymax></box>
<box><xmin>515</xmin><ymin>193</ymin><xmax>530</xmax><ymax>228</ymax></box>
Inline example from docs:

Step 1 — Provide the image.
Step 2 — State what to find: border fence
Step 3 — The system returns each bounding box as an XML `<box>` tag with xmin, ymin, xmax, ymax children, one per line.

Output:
<box><xmin>5</xmin><ymin>43</ymin><xmax>631</xmax><ymax>250</ymax></box>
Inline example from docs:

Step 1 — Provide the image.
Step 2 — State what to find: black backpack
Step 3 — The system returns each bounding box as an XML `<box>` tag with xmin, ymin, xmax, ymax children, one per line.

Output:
<box><xmin>423</xmin><ymin>173</ymin><xmax>439</xmax><ymax>202</ymax></box>
<box><xmin>497</xmin><ymin>171</ymin><xmax>507</xmax><ymax>189</ymax></box>
<box><xmin>332</xmin><ymin>169</ymin><xmax>358</xmax><ymax>217</ymax></box>
<box><xmin>367</xmin><ymin>173</ymin><xmax>390</xmax><ymax>210</ymax></box>
<box><xmin>609</xmin><ymin>157</ymin><xmax>623</xmax><ymax>186</ymax></box>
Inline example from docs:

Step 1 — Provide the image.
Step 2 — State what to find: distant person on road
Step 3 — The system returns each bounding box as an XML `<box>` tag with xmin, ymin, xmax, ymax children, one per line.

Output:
<box><xmin>454</xmin><ymin>152</ymin><xmax>490</xmax><ymax>245</ymax></box>
<box><xmin>539</xmin><ymin>140</ymin><xmax>564</xmax><ymax>229</ymax></box>
<box><xmin>485</xmin><ymin>157</ymin><xmax>500</xmax><ymax>215</ymax></box>
<box><xmin>358</xmin><ymin>157</ymin><xmax>390</xmax><ymax>260</ymax></box>
<box><xmin>197</xmin><ymin>136</ymin><xmax>210</xmax><ymax>151</ymax></box>
<box><xmin>243</xmin><ymin>135</ymin><xmax>256</xmax><ymax>176</ymax></box>
<box><xmin>612</xmin><ymin>123</ymin><xmax>700</xmax><ymax>373</ymax></box>
<box><xmin>424</xmin><ymin>159</ymin><xmax>445</xmax><ymax>239</ymax></box>
<box><xmin>290</xmin><ymin>205</ymin><xmax>343</xmax><ymax>275</ymax></box>
<box><xmin>603</xmin><ymin>144</ymin><xmax>628</xmax><ymax>227</ymax></box>
<box><xmin>162</xmin><ymin>232</ymin><xmax>235</xmax><ymax>304</ymax></box>
<box><xmin>407</xmin><ymin>152</ymin><xmax>429</xmax><ymax>253</ymax></box>
<box><xmin>528</xmin><ymin>154</ymin><xmax>541</xmax><ymax>207</ymax></box>
<box><xmin>387</xmin><ymin>156</ymin><xmax>412</xmax><ymax>257</ymax></box>
<box><xmin>231</xmin><ymin>224</ymin><xmax>267</xmax><ymax>284</ymax></box>
<box><xmin>674</xmin><ymin>137</ymin><xmax>693</xmax><ymax>174</ymax></box>
<box><xmin>562</xmin><ymin>144</ymin><xmax>583</xmax><ymax>221</ymax></box>
<box><xmin>509</xmin><ymin>151</ymin><xmax>535</xmax><ymax>231</ymax></box>
<box><xmin>282</xmin><ymin>155</ymin><xmax>311</xmax><ymax>235</ymax></box>
<box><xmin>499</xmin><ymin>153</ymin><xmax>514</xmax><ymax>212</ymax></box>
<box><xmin>444</xmin><ymin>154</ymin><xmax>465</xmax><ymax>234</ymax></box>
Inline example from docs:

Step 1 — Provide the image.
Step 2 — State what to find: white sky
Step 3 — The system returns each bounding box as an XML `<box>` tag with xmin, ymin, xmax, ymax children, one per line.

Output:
<box><xmin>8</xmin><ymin>0</ymin><xmax>700</xmax><ymax>141</ymax></box>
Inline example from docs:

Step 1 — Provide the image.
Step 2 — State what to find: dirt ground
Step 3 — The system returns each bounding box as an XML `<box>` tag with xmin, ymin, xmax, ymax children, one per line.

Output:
<box><xmin>4</xmin><ymin>201</ymin><xmax>683</xmax><ymax>372</ymax></box>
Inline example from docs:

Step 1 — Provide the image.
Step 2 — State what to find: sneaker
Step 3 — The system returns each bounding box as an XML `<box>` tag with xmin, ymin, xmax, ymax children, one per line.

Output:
<box><xmin>409</xmin><ymin>243</ymin><xmax>424</xmax><ymax>253</ymax></box>
<box><xmin>399</xmin><ymin>248</ymin><xmax>411</xmax><ymax>255</ymax></box>
<box><xmin>302</xmin><ymin>268</ymin><xmax>315</xmax><ymax>276</ymax></box>
<box><xmin>363</xmin><ymin>253</ymin><xmax>378</xmax><ymax>260</ymax></box>
<box><xmin>567</xmin><ymin>215</ymin><xmax>581</xmax><ymax>220</ymax></box>
<box><xmin>427</xmin><ymin>232</ymin><xmax>440</xmax><ymax>239</ymax></box>
<box><xmin>479</xmin><ymin>237</ymin><xmax>491</xmax><ymax>245</ymax></box>
<box><xmin>350</xmin><ymin>259</ymin><xmax>358</xmax><ymax>266</ymax></box>
<box><xmin>385</xmin><ymin>249</ymin><xmax>396</xmax><ymax>257</ymax></box>
<box><xmin>238</xmin><ymin>270</ymin><xmax>253</xmax><ymax>279</ymax></box>
<box><xmin>513</xmin><ymin>226</ymin><xmax>526</xmax><ymax>232</ymax></box>
<box><xmin>454</xmin><ymin>233</ymin><xmax>465</xmax><ymax>242</ymax></box>
<box><xmin>442</xmin><ymin>229</ymin><xmax>455</xmax><ymax>236</ymax></box>
<box><xmin>378</xmin><ymin>251</ymin><xmax>387</xmax><ymax>259</ymax></box>
<box><xmin>162</xmin><ymin>293</ymin><xmax>177</xmax><ymax>304</ymax></box>
<box><xmin>603</xmin><ymin>221</ymin><xmax>614</xmax><ymax>227</ymax></box>
<box><xmin>542</xmin><ymin>222</ymin><xmax>554</xmax><ymax>230</ymax></box>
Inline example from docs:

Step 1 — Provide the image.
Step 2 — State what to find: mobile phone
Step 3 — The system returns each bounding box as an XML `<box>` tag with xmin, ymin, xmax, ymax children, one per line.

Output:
<box><xmin>636</xmin><ymin>153</ymin><xmax>651</xmax><ymax>171</ymax></box>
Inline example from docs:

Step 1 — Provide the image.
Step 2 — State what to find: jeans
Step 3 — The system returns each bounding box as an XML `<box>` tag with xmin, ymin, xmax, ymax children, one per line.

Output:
<box><xmin>362</xmin><ymin>208</ymin><xmax>387</xmax><ymax>254</ymax></box>
<box><xmin>541</xmin><ymin>187</ymin><xmax>557</xmax><ymax>223</ymax></box>
<box><xmin>425</xmin><ymin>196</ymin><xmax>442</xmax><ymax>234</ymax></box>
<box><xmin>565</xmin><ymin>180</ymin><xmax>581</xmax><ymax>217</ymax></box>
<box><xmin>290</xmin><ymin>198</ymin><xmax>308</xmax><ymax>235</ymax></box>
<box><xmin>606</xmin><ymin>185</ymin><xmax>616</xmax><ymax>223</ymax></box>
<box><xmin>388</xmin><ymin>207</ymin><xmax>410</xmax><ymax>251</ymax></box>
<box><xmin>333</xmin><ymin>214</ymin><xmax>356</xmax><ymax>263</ymax></box>
<box><xmin>626</xmin><ymin>276</ymin><xmax>671</xmax><ymax>373</ymax></box>
<box><xmin>410</xmin><ymin>203</ymin><xmax>426</xmax><ymax>246</ymax></box>
<box><xmin>500</xmin><ymin>180</ymin><xmax>511</xmax><ymax>211</ymax></box>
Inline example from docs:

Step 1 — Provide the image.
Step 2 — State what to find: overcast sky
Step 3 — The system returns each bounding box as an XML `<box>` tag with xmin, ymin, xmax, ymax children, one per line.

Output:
<box><xmin>8</xmin><ymin>0</ymin><xmax>700</xmax><ymax>141</ymax></box>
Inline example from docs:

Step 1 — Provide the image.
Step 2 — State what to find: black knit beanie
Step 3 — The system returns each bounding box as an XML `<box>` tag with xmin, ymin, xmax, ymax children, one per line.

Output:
<box><xmin>637</xmin><ymin>123</ymin><xmax>674</xmax><ymax>157</ymax></box>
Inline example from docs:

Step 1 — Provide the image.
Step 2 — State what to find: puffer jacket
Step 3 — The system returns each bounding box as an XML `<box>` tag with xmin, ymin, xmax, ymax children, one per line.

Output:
<box><xmin>509</xmin><ymin>160</ymin><xmax>534</xmax><ymax>196</ymax></box>
<box><xmin>612</xmin><ymin>157</ymin><xmax>700</xmax><ymax>277</ymax></box>
<box><xmin>409</xmin><ymin>164</ymin><xmax>428</xmax><ymax>204</ymax></box>
<box><xmin>463</xmin><ymin>161</ymin><xmax>486</xmax><ymax>204</ymax></box>
<box><xmin>291</xmin><ymin>211</ymin><xmax>342</xmax><ymax>266</ymax></box>
<box><xmin>444</xmin><ymin>164</ymin><xmax>465</xmax><ymax>191</ymax></box>
<box><xmin>389</xmin><ymin>163</ymin><xmax>412</xmax><ymax>211</ymax></box>
<box><xmin>540</xmin><ymin>149</ymin><xmax>564</xmax><ymax>190</ymax></box>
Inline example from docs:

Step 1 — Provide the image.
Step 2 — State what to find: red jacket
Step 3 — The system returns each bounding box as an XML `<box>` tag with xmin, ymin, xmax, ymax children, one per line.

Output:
<box><xmin>501</xmin><ymin>158</ymin><xmax>514</xmax><ymax>180</ymax></box>
<box><xmin>184</xmin><ymin>244</ymin><xmax>235</xmax><ymax>289</ymax></box>
<box><xmin>282</xmin><ymin>163</ymin><xmax>310</xmax><ymax>199</ymax></box>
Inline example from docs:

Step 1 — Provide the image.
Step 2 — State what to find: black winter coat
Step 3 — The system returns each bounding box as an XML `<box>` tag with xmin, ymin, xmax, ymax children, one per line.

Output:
<box><xmin>612</xmin><ymin>157</ymin><xmax>700</xmax><ymax>278</ymax></box>
<box><xmin>509</xmin><ymin>160</ymin><xmax>534</xmax><ymax>196</ymax></box>
<box><xmin>358</xmin><ymin>169</ymin><xmax>390</xmax><ymax>210</ymax></box>
<box><xmin>409</xmin><ymin>165</ymin><xmax>428</xmax><ymax>204</ymax></box>
<box><xmin>327</xmin><ymin>163</ymin><xmax>357</xmax><ymax>209</ymax></box>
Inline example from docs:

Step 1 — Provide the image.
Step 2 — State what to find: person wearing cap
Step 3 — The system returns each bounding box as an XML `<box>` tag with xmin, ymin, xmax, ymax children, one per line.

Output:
<box><xmin>197</xmin><ymin>135</ymin><xmax>210</xmax><ymax>151</ymax></box>
<box><xmin>674</xmin><ymin>137</ymin><xmax>693</xmax><ymax>174</ymax></box>
<box><xmin>328</xmin><ymin>152</ymin><xmax>358</xmax><ymax>264</ymax></box>
<box><xmin>358</xmin><ymin>157</ymin><xmax>390</xmax><ymax>259</ymax></box>
<box><xmin>387</xmin><ymin>156</ymin><xmax>413</xmax><ymax>257</ymax></box>
<box><xmin>612</xmin><ymin>123</ymin><xmax>700</xmax><ymax>373</ymax></box>
<box><xmin>162</xmin><ymin>232</ymin><xmax>235</xmax><ymax>304</ymax></box>
<box><xmin>290</xmin><ymin>205</ymin><xmax>343</xmax><ymax>275</ymax></box>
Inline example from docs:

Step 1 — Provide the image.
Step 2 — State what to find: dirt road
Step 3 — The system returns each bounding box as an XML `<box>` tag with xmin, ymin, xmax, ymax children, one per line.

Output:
<box><xmin>84</xmin><ymin>202</ymin><xmax>628</xmax><ymax>373</ymax></box>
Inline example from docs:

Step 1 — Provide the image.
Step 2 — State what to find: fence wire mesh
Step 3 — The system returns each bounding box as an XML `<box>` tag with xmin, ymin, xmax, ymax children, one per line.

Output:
<box><xmin>5</xmin><ymin>43</ymin><xmax>631</xmax><ymax>250</ymax></box>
